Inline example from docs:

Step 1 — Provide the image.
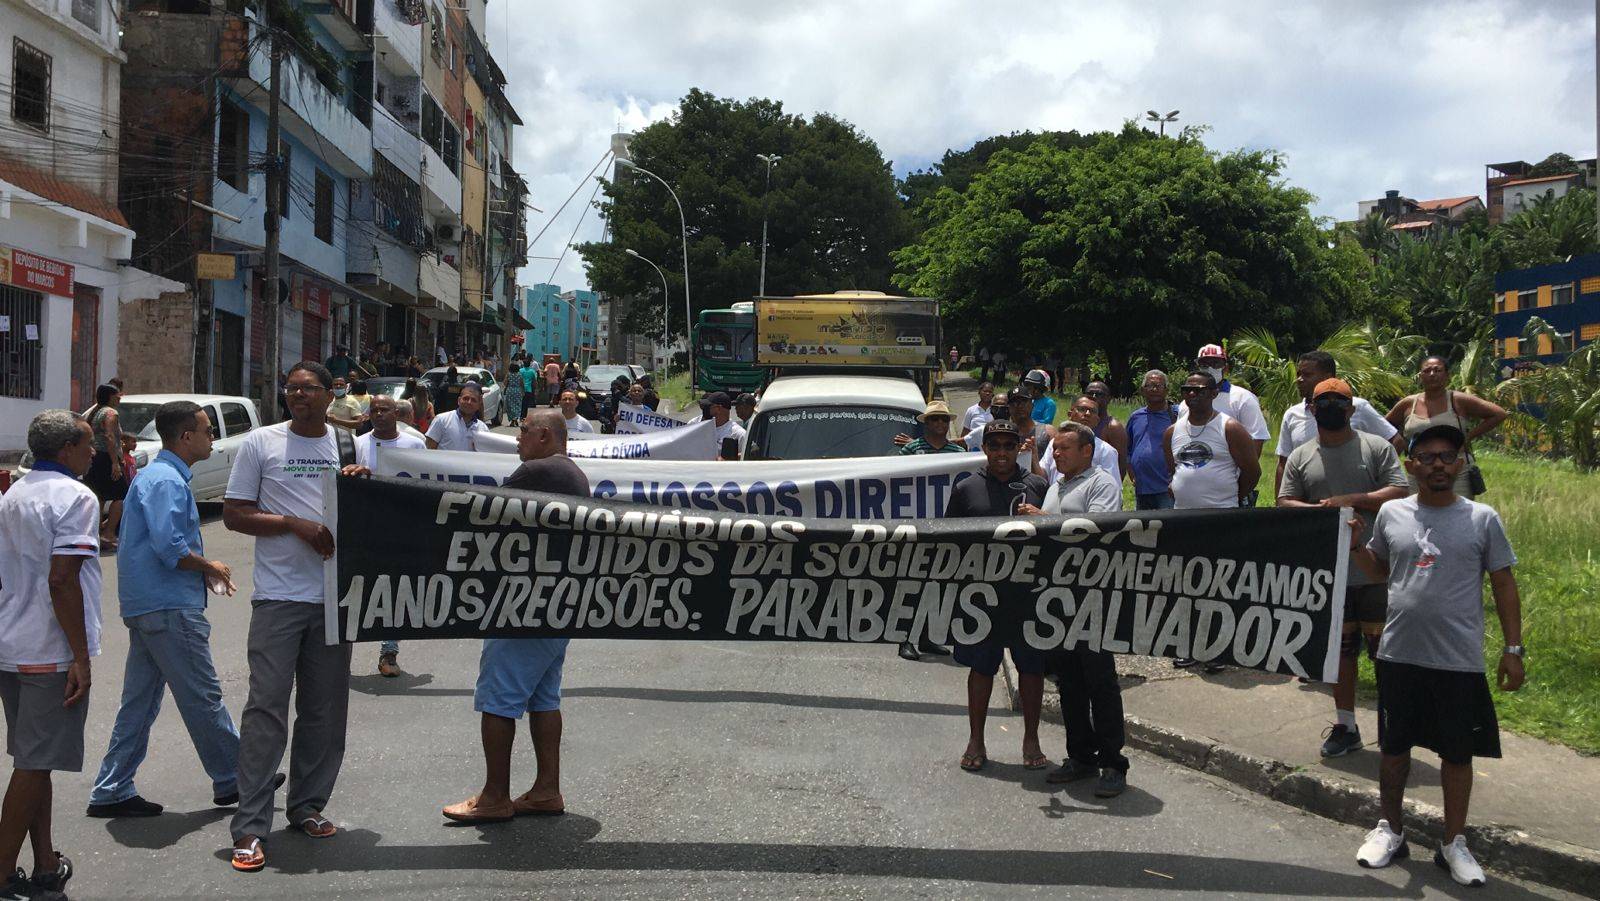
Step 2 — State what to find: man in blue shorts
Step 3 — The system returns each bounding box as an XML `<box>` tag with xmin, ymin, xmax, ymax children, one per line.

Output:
<box><xmin>443</xmin><ymin>410</ymin><xmax>589</xmax><ymax>823</ymax></box>
<box><xmin>945</xmin><ymin>419</ymin><xmax>1049</xmax><ymax>773</ymax></box>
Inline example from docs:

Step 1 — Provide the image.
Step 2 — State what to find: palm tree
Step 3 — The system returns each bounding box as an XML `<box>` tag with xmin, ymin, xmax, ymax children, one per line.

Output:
<box><xmin>1496</xmin><ymin>342</ymin><xmax>1600</xmax><ymax>469</ymax></box>
<box><xmin>1230</xmin><ymin>322</ymin><xmax>1424</xmax><ymax>419</ymax></box>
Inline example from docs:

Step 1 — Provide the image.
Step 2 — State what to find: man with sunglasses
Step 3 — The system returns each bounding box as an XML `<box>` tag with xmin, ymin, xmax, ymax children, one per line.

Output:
<box><xmin>1164</xmin><ymin>371</ymin><xmax>1260</xmax><ymax>670</ymax></box>
<box><xmin>1277</xmin><ymin>379</ymin><xmax>1408</xmax><ymax>759</ymax></box>
<box><xmin>1347</xmin><ymin>424</ymin><xmax>1523</xmax><ymax>887</ymax></box>
<box><xmin>945</xmin><ymin>420</ymin><xmax>1050</xmax><ymax>773</ymax></box>
<box><xmin>1178</xmin><ymin>345</ymin><xmax>1269</xmax><ymax>503</ymax></box>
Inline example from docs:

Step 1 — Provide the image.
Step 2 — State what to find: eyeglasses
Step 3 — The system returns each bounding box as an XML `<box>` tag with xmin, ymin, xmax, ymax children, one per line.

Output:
<box><xmin>1086</xmin><ymin>389</ymin><xmax>1109</xmax><ymax>398</ymax></box>
<box><xmin>1179</xmin><ymin>385</ymin><xmax>1209</xmax><ymax>395</ymax></box>
<box><xmin>284</xmin><ymin>384</ymin><xmax>325</xmax><ymax>395</ymax></box>
<box><xmin>985</xmin><ymin>441</ymin><xmax>1020</xmax><ymax>451</ymax></box>
<box><xmin>924</xmin><ymin>416</ymin><xmax>950</xmax><ymax>423</ymax></box>
<box><xmin>1411</xmin><ymin>450</ymin><xmax>1460</xmax><ymax>465</ymax></box>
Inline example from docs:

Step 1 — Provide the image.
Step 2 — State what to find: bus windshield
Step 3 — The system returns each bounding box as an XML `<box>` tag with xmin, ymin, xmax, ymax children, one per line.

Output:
<box><xmin>697</xmin><ymin>325</ymin><xmax>754</xmax><ymax>362</ymax></box>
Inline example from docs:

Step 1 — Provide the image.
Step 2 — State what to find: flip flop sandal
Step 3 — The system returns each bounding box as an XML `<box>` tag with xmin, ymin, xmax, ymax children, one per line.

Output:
<box><xmin>296</xmin><ymin>814</ymin><xmax>338</xmax><ymax>838</ymax></box>
<box><xmin>512</xmin><ymin>795</ymin><xmax>566</xmax><ymax>817</ymax></box>
<box><xmin>1023</xmin><ymin>753</ymin><xmax>1051</xmax><ymax>770</ymax></box>
<box><xmin>231</xmin><ymin>838</ymin><xmax>265</xmax><ymax>872</ymax></box>
<box><xmin>960</xmin><ymin>753</ymin><xmax>987</xmax><ymax>772</ymax></box>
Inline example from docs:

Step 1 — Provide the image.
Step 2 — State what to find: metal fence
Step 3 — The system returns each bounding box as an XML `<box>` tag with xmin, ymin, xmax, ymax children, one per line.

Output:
<box><xmin>0</xmin><ymin>286</ymin><xmax>43</xmax><ymax>400</ymax></box>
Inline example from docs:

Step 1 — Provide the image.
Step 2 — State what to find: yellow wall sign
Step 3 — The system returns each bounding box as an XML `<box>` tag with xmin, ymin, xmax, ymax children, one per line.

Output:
<box><xmin>195</xmin><ymin>252</ymin><xmax>237</xmax><ymax>281</ymax></box>
<box><xmin>755</xmin><ymin>298</ymin><xmax>939</xmax><ymax>367</ymax></box>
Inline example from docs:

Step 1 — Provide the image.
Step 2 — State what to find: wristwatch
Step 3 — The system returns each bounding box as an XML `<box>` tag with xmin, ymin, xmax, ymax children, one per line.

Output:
<box><xmin>1503</xmin><ymin>645</ymin><xmax>1525</xmax><ymax>657</ymax></box>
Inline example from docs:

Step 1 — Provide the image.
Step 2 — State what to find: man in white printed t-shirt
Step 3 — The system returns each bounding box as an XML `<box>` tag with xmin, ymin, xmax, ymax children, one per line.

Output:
<box><xmin>0</xmin><ymin>410</ymin><xmax>99</xmax><ymax>899</ymax></box>
<box><xmin>1178</xmin><ymin>343</ymin><xmax>1269</xmax><ymax>503</ymax></box>
<box><xmin>223</xmin><ymin>361</ymin><xmax>367</xmax><ymax>874</ymax></box>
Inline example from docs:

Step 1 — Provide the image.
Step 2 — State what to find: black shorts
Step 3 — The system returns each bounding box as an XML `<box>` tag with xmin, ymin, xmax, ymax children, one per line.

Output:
<box><xmin>1343</xmin><ymin>584</ymin><xmax>1388</xmax><ymax>631</ymax></box>
<box><xmin>1375</xmin><ymin>659</ymin><xmax>1501</xmax><ymax>764</ymax></box>
<box><xmin>953</xmin><ymin>636</ymin><xmax>1050</xmax><ymax>677</ymax></box>
<box><xmin>84</xmin><ymin>451</ymin><xmax>128</xmax><ymax>502</ymax></box>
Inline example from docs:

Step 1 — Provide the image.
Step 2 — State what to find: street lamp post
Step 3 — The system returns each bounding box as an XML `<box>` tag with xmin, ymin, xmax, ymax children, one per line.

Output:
<box><xmin>1145</xmin><ymin>109</ymin><xmax>1180</xmax><ymax>137</ymax></box>
<box><xmin>625</xmin><ymin>248</ymin><xmax>670</xmax><ymax>374</ymax></box>
<box><xmin>616</xmin><ymin>159</ymin><xmax>693</xmax><ymax>385</ymax></box>
<box><xmin>756</xmin><ymin>153</ymin><xmax>781</xmax><ymax>296</ymax></box>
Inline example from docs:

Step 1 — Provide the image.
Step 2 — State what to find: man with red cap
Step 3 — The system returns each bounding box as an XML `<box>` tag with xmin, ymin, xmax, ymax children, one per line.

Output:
<box><xmin>1278</xmin><ymin>378</ymin><xmax>1408</xmax><ymax>758</ymax></box>
<box><xmin>1178</xmin><ymin>344</ymin><xmax>1269</xmax><ymax>503</ymax></box>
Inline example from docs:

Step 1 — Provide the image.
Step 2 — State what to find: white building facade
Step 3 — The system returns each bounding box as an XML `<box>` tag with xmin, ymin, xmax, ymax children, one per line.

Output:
<box><xmin>0</xmin><ymin>0</ymin><xmax>180</xmax><ymax>451</ymax></box>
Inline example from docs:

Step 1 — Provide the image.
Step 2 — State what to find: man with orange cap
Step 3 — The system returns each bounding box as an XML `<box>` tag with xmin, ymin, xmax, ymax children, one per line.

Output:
<box><xmin>1277</xmin><ymin>378</ymin><xmax>1408</xmax><ymax>759</ymax></box>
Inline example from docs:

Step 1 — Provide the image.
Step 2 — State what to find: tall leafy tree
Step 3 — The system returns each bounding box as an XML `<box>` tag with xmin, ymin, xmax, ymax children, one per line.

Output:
<box><xmin>578</xmin><ymin>89</ymin><xmax>909</xmax><ymax>338</ymax></box>
<box><xmin>893</xmin><ymin>125</ymin><xmax>1360</xmax><ymax>390</ymax></box>
<box><xmin>901</xmin><ymin>130</ymin><xmax>1095</xmax><ymax>231</ymax></box>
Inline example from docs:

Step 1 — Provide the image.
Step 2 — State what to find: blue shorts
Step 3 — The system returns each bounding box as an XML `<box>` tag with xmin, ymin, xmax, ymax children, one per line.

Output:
<box><xmin>474</xmin><ymin>638</ymin><xmax>570</xmax><ymax>719</ymax></box>
<box><xmin>953</xmin><ymin>636</ymin><xmax>1051</xmax><ymax>676</ymax></box>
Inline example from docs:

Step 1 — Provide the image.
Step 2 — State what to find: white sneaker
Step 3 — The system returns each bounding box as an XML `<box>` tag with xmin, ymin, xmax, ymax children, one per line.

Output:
<box><xmin>1434</xmin><ymin>835</ymin><xmax>1486</xmax><ymax>886</ymax></box>
<box><xmin>1356</xmin><ymin>819</ymin><xmax>1409</xmax><ymax>869</ymax></box>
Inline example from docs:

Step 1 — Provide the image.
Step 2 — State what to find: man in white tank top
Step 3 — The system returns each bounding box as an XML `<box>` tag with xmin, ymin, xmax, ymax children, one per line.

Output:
<box><xmin>1163</xmin><ymin>371</ymin><xmax>1262</xmax><ymax>671</ymax></box>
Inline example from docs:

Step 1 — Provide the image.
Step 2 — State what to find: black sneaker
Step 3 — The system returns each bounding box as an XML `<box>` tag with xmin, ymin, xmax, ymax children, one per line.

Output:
<box><xmin>1045</xmin><ymin>759</ymin><xmax>1099</xmax><ymax>784</ymax></box>
<box><xmin>1320</xmin><ymin>724</ymin><xmax>1363</xmax><ymax>758</ymax></box>
<box><xmin>30</xmin><ymin>852</ymin><xmax>71</xmax><ymax>895</ymax></box>
<box><xmin>215</xmin><ymin>772</ymin><xmax>287</xmax><ymax>807</ymax></box>
<box><xmin>85</xmin><ymin>795</ymin><xmax>163</xmax><ymax>818</ymax></box>
<box><xmin>1202</xmin><ymin>661</ymin><xmax>1227</xmax><ymax>674</ymax></box>
<box><xmin>897</xmin><ymin>641</ymin><xmax>921</xmax><ymax>661</ymax></box>
<box><xmin>1</xmin><ymin>869</ymin><xmax>31</xmax><ymax>901</ymax></box>
<box><xmin>1094</xmin><ymin>768</ymin><xmax>1128</xmax><ymax>798</ymax></box>
<box><xmin>917</xmin><ymin>640</ymin><xmax>951</xmax><ymax>656</ymax></box>
<box><xmin>1172</xmin><ymin>657</ymin><xmax>1197</xmax><ymax>668</ymax></box>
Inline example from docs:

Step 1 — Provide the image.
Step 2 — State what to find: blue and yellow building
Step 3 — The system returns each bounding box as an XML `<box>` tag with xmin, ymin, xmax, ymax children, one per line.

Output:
<box><xmin>1493</xmin><ymin>253</ymin><xmax>1600</xmax><ymax>369</ymax></box>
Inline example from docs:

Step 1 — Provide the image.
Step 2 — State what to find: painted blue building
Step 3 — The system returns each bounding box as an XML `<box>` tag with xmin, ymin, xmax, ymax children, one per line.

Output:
<box><xmin>519</xmin><ymin>284</ymin><xmax>600</xmax><ymax>361</ymax></box>
<box><xmin>1492</xmin><ymin>252</ymin><xmax>1600</xmax><ymax>372</ymax></box>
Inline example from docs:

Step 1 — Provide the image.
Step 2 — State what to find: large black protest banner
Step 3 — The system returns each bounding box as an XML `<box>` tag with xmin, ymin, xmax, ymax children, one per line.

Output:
<box><xmin>325</xmin><ymin>476</ymin><xmax>1349</xmax><ymax>681</ymax></box>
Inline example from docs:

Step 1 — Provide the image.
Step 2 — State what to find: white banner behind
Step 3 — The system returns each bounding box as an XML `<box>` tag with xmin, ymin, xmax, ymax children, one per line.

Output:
<box><xmin>374</xmin><ymin>445</ymin><xmax>984</xmax><ymax>518</ymax></box>
<box><xmin>472</xmin><ymin>420</ymin><xmax>718</xmax><ymax>460</ymax></box>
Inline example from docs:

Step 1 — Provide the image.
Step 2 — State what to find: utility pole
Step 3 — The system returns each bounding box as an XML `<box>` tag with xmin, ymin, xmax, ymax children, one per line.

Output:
<box><xmin>756</xmin><ymin>153</ymin><xmax>780</xmax><ymax>296</ymax></box>
<box><xmin>261</xmin><ymin>22</ymin><xmax>284</xmax><ymax>423</ymax></box>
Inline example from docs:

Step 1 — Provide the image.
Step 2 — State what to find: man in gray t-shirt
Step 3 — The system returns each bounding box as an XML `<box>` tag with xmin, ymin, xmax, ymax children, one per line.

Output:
<box><xmin>1348</xmin><ymin>423</ymin><xmax>1524</xmax><ymax>887</ymax></box>
<box><xmin>1278</xmin><ymin>379</ymin><xmax>1409</xmax><ymax>760</ymax></box>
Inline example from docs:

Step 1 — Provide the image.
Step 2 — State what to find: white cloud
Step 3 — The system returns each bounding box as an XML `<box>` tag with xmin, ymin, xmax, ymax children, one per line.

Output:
<box><xmin>500</xmin><ymin>0</ymin><xmax>1595</xmax><ymax>294</ymax></box>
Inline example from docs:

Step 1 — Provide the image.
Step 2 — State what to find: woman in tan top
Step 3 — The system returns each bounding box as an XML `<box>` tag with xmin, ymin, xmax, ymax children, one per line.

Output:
<box><xmin>1386</xmin><ymin>355</ymin><xmax>1508</xmax><ymax>497</ymax></box>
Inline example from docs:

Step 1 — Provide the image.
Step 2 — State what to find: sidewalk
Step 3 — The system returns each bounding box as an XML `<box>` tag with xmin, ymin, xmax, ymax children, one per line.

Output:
<box><xmin>1002</xmin><ymin>655</ymin><xmax>1600</xmax><ymax>894</ymax></box>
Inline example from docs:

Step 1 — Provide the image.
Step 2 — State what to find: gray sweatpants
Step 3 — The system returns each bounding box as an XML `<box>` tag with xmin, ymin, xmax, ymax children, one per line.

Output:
<box><xmin>231</xmin><ymin>600</ymin><xmax>352</xmax><ymax>841</ymax></box>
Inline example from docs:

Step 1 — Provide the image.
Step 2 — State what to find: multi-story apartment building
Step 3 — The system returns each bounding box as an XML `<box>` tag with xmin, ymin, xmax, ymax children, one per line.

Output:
<box><xmin>1493</xmin><ymin>253</ymin><xmax>1600</xmax><ymax>371</ymax></box>
<box><xmin>109</xmin><ymin>0</ymin><xmax>519</xmax><ymax>411</ymax></box>
<box><xmin>0</xmin><ymin>0</ymin><xmax>182</xmax><ymax>450</ymax></box>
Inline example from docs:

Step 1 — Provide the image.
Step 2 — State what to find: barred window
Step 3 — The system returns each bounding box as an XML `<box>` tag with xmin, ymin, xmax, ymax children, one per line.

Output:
<box><xmin>11</xmin><ymin>39</ymin><xmax>51</xmax><ymax>132</ymax></box>
<box><xmin>0</xmin><ymin>287</ymin><xmax>44</xmax><ymax>400</ymax></box>
<box><xmin>314</xmin><ymin>170</ymin><xmax>334</xmax><ymax>244</ymax></box>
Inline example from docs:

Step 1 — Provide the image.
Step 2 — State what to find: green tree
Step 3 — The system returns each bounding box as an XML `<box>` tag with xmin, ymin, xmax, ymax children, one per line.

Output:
<box><xmin>578</xmin><ymin>89</ymin><xmax>909</xmax><ymax>339</ymax></box>
<box><xmin>1496</xmin><ymin>342</ymin><xmax>1600</xmax><ymax>469</ymax></box>
<box><xmin>892</xmin><ymin>125</ymin><xmax>1359</xmax><ymax>390</ymax></box>
<box><xmin>1499</xmin><ymin>188</ymin><xmax>1597</xmax><ymax>269</ymax></box>
<box><xmin>1230</xmin><ymin>321</ymin><xmax>1426</xmax><ymax>419</ymax></box>
<box><xmin>1526</xmin><ymin>152</ymin><xmax>1579</xmax><ymax>178</ymax></box>
<box><xmin>901</xmin><ymin>130</ymin><xmax>1095</xmax><ymax>231</ymax></box>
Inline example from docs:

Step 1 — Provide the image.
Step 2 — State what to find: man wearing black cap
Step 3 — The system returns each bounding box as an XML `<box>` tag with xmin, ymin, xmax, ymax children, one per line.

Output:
<box><xmin>945</xmin><ymin>419</ymin><xmax>1050</xmax><ymax>773</ymax></box>
<box><xmin>1348</xmin><ymin>424</ymin><xmax>1524</xmax><ymax>887</ymax></box>
<box><xmin>705</xmin><ymin>393</ymin><xmax>745</xmax><ymax>460</ymax></box>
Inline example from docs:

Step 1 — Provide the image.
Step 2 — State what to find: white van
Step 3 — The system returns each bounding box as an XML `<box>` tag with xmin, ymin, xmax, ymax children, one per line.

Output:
<box><xmin>741</xmin><ymin>374</ymin><xmax>931</xmax><ymax>460</ymax></box>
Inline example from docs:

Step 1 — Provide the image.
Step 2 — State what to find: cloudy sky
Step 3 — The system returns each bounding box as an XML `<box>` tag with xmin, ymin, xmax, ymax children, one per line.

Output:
<box><xmin>494</xmin><ymin>0</ymin><xmax>1595</xmax><ymax>294</ymax></box>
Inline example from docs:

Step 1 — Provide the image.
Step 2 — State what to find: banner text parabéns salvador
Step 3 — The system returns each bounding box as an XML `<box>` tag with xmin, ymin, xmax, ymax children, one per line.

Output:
<box><xmin>328</xmin><ymin>476</ymin><xmax>1349</xmax><ymax>681</ymax></box>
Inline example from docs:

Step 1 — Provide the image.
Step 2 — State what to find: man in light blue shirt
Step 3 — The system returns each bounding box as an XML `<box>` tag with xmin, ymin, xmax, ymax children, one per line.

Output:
<box><xmin>88</xmin><ymin>401</ymin><xmax>245</xmax><ymax>818</ymax></box>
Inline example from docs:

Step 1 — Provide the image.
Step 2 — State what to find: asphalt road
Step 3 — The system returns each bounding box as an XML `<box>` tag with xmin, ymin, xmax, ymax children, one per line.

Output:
<box><xmin>17</xmin><ymin>505</ymin><xmax>1576</xmax><ymax>901</ymax></box>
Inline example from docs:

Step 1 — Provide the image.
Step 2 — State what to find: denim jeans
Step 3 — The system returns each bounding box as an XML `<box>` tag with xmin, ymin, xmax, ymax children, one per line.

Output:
<box><xmin>1135</xmin><ymin>492</ymin><xmax>1175</xmax><ymax>510</ymax></box>
<box><xmin>380</xmin><ymin>639</ymin><xmax>400</xmax><ymax>655</ymax></box>
<box><xmin>90</xmin><ymin>609</ymin><xmax>239</xmax><ymax>805</ymax></box>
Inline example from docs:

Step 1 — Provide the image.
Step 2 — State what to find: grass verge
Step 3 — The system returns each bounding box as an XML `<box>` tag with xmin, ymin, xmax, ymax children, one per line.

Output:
<box><xmin>1096</xmin><ymin>399</ymin><xmax>1600</xmax><ymax>753</ymax></box>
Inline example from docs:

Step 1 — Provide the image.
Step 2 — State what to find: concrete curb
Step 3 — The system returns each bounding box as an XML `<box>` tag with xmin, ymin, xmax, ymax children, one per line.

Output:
<box><xmin>998</xmin><ymin>656</ymin><xmax>1600</xmax><ymax>896</ymax></box>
